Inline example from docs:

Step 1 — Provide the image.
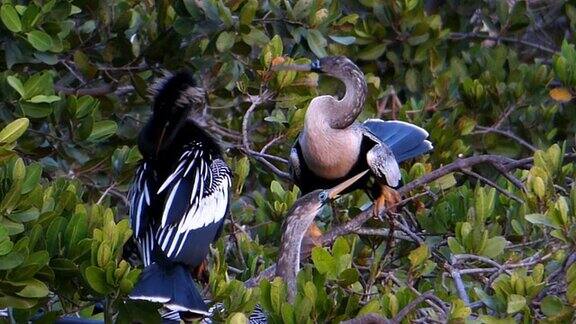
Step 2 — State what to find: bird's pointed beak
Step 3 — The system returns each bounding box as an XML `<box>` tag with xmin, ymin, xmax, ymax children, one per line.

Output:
<box><xmin>272</xmin><ymin>59</ymin><xmax>322</xmax><ymax>73</ymax></box>
<box><xmin>326</xmin><ymin>170</ymin><xmax>369</xmax><ymax>199</ymax></box>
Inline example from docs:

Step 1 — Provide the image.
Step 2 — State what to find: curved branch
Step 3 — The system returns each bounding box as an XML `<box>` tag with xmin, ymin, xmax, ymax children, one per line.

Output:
<box><xmin>241</xmin><ymin>92</ymin><xmax>292</xmax><ymax>181</ymax></box>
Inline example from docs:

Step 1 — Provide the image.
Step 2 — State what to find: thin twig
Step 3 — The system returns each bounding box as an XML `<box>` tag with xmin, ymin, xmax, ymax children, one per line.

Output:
<box><xmin>472</xmin><ymin>126</ymin><xmax>537</xmax><ymax>152</ymax></box>
<box><xmin>241</xmin><ymin>92</ymin><xmax>292</xmax><ymax>180</ymax></box>
<box><xmin>393</xmin><ymin>292</ymin><xmax>436</xmax><ymax>322</ymax></box>
<box><xmin>353</xmin><ymin>228</ymin><xmax>415</xmax><ymax>242</ymax></box>
<box><xmin>450</xmin><ymin>32</ymin><xmax>557</xmax><ymax>54</ymax></box>
<box><xmin>97</xmin><ymin>182</ymin><xmax>116</xmax><ymax>205</ymax></box>
<box><xmin>460</xmin><ymin>169</ymin><xmax>524</xmax><ymax>203</ymax></box>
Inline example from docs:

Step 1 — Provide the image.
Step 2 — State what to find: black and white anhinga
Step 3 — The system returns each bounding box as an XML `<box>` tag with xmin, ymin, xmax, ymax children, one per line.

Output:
<box><xmin>276</xmin><ymin>56</ymin><xmax>433</xmax><ymax>216</ymax></box>
<box><xmin>128</xmin><ymin>72</ymin><xmax>232</xmax><ymax>320</ymax></box>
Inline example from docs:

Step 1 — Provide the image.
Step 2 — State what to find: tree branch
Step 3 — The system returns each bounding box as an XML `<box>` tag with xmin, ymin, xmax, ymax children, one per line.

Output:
<box><xmin>450</xmin><ymin>32</ymin><xmax>557</xmax><ymax>54</ymax></box>
<box><xmin>241</xmin><ymin>92</ymin><xmax>292</xmax><ymax>181</ymax></box>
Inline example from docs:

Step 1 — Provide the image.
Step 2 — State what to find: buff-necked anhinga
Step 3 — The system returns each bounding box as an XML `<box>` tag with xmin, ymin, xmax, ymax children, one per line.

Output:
<box><xmin>276</xmin><ymin>170</ymin><xmax>369</xmax><ymax>301</ymax></box>
<box><xmin>128</xmin><ymin>72</ymin><xmax>232</xmax><ymax>320</ymax></box>
<box><xmin>276</xmin><ymin>56</ymin><xmax>432</xmax><ymax>216</ymax></box>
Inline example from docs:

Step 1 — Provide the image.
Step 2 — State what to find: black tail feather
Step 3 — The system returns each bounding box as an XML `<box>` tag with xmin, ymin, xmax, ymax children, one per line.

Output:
<box><xmin>129</xmin><ymin>263</ymin><xmax>209</xmax><ymax>317</ymax></box>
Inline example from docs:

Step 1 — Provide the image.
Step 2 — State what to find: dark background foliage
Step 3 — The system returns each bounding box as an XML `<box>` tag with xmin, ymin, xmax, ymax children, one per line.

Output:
<box><xmin>0</xmin><ymin>0</ymin><xmax>576</xmax><ymax>322</ymax></box>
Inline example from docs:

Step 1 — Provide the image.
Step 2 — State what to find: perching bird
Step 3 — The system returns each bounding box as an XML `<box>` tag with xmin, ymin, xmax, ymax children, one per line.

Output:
<box><xmin>276</xmin><ymin>170</ymin><xmax>369</xmax><ymax>301</ymax></box>
<box><xmin>276</xmin><ymin>56</ymin><xmax>432</xmax><ymax>216</ymax></box>
<box><xmin>128</xmin><ymin>72</ymin><xmax>232</xmax><ymax>320</ymax></box>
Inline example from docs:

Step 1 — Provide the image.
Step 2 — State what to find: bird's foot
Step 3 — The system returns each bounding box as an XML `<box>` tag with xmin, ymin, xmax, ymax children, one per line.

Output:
<box><xmin>193</xmin><ymin>259</ymin><xmax>209</xmax><ymax>283</ymax></box>
<box><xmin>372</xmin><ymin>185</ymin><xmax>401</xmax><ymax>219</ymax></box>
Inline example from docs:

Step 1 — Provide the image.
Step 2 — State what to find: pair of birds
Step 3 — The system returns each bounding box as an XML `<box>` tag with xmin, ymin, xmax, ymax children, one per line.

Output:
<box><xmin>127</xmin><ymin>56</ymin><xmax>433</xmax><ymax>320</ymax></box>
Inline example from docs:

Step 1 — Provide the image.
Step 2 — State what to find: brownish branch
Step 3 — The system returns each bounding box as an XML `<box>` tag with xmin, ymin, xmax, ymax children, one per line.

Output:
<box><xmin>241</xmin><ymin>92</ymin><xmax>292</xmax><ymax>181</ymax></box>
<box><xmin>450</xmin><ymin>32</ymin><xmax>557</xmax><ymax>54</ymax></box>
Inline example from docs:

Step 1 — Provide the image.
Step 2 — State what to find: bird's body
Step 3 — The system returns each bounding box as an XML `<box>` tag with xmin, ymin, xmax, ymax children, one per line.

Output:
<box><xmin>129</xmin><ymin>72</ymin><xmax>231</xmax><ymax>318</ymax></box>
<box><xmin>281</xmin><ymin>56</ymin><xmax>433</xmax><ymax>214</ymax></box>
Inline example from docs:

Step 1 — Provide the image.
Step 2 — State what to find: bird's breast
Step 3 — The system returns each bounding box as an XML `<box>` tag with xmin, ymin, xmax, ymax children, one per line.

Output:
<box><xmin>299</xmin><ymin>126</ymin><xmax>363</xmax><ymax>179</ymax></box>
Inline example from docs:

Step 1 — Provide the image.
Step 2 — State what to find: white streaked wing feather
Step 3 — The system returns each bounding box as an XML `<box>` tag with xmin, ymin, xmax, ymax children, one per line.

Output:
<box><xmin>154</xmin><ymin>146</ymin><xmax>231</xmax><ymax>258</ymax></box>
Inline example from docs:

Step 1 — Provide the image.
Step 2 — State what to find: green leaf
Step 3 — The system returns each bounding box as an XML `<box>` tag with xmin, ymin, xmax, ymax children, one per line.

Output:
<box><xmin>525</xmin><ymin>213</ymin><xmax>561</xmax><ymax>229</ymax></box>
<box><xmin>229</xmin><ymin>312</ymin><xmax>249</xmax><ymax>324</ymax></box>
<box><xmin>408</xmin><ymin>244</ymin><xmax>429</xmax><ymax>268</ymax></box>
<box><xmin>23</xmin><ymin>72</ymin><xmax>53</xmax><ymax>99</ymax></box>
<box><xmin>0</xmin><ymin>251</ymin><xmax>24</xmax><ymax>270</ymax></box>
<box><xmin>15</xmin><ymin>279</ymin><xmax>49</xmax><ymax>298</ymax></box>
<box><xmin>332</xmin><ymin>237</ymin><xmax>350</xmax><ymax>258</ymax></box>
<box><xmin>506</xmin><ymin>294</ymin><xmax>526</xmax><ymax>314</ymax></box>
<box><xmin>357</xmin><ymin>299</ymin><xmax>380</xmax><ymax>316</ymax></box>
<box><xmin>482</xmin><ymin>236</ymin><xmax>507</xmax><ymax>258</ymax></box>
<box><xmin>405</xmin><ymin>68</ymin><xmax>419</xmax><ymax>92</ymax></box>
<box><xmin>474</xmin><ymin>287</ymin><xmax>497</xmax><ymax>310</ymax></box>
<box><xmin>7</xmin><ymin>75</ymin><xmax>25</xmax><ymax>97</ymax></box>
<box><xmin>540</xmin><ymin>295</ymin><xmax>564</xmax><ymax>317</ymax></box>
<box><xmin>311</xmin><ymin>247</ymin><xmax>337</xmax><ymax>276</ymax></box>
<box><xmin>8</xmin><ymin>208</ymin><xmax>39</xmax><ymax>223</ymax></box>
<box><xmin>303</xmin><ymin>281</ymin><xmax>317</xmax><ymax>304</ymax></box>
<box><xmin>26</xmin><ymin>30</ymin><xmax>53</xmax><ymax>51</ymax></box>
<box><xmin>306</xmin><ymin>29</ymin><xmax>327</xmax><ymax>58</ymax></box>
<box><xmin>329</xmin><ymin>35</ymin><xmax>356</xmax><ymax>45</ymax></box>
<box><xmin>27</xmin><ymin>94</ymin><xmax>60</xmax><ymax>103</ymax></box>
<box><xmin>447</xmin><ymin>237</ymin><xmax>465</xmax><ymax>254</ymax></box>
<box><xmin>0</xmin><ymin>295</ymin><xmax>37</xmax><ymax>309</ymax></box>
<box><xmin>22</xmin><ymin>163</ymin><xmax>41</xmax><ymax>194</ymax></box>
<box><xmin>216</xmin><ymin>31</ymin><xmax>235</xmax><ymax>53</ymax></box>
<box><xmin>87</xmin><ymin>121</ymin><xmax>118</xmax><ymax>142</ymax></box>
<box><xmin>358</xmin><ymin>43</ymin><xmax>386</xmax><ymax>61</ymax></box>
<box><xmin>0</xmin><ymin>118</ymin><xmax>29</xmax><ymax>144</ymax></box>
<box><xmin>0</xmin><ymin>239</ymin><xmax>13</xmax><ymax>256</ymax></box>
<box><xmin>73</xmin><ymin>50</ymin><xmax>97</xmax><ymax>79</ymax></box>
<box><xmin>85</xmin><ymin>266</ymin><xmax>109</xmax><ymax>295</ymax></box>
<box><xmin>240</xmin><ymin>0</ymin><xmax>258</xmax><ymax>26</ymax></box>
<box><xmin>337</xmin><ymin>268</ymin><xmax>359</xmax><ymax>286</ymax></box>
<box><xmin>1</xmin><ymin>4</ymin><xmax>22</xmax><ymax>32</ymax></box>
<box><xmin>449</xmin><ymin>299</ymin><xmax>471</xmax><ymax>320</ymax></box>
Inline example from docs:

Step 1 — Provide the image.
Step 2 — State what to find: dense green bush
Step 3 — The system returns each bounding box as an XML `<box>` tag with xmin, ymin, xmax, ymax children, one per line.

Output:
<box><xmin>1</xmin><ymin>0</ymin><xmax>576</xmax><ymax>322</ymax></box>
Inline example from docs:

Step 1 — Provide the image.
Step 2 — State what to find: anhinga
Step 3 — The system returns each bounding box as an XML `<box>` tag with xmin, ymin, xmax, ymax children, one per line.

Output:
<box><xmin>276</xmin><ymin>56</ymin><xmax>432</xmax><ymax>216</ymax></box>
<box><xmin>128</xmin><ymin>72</ymin><xmax>232</xmax><ymax>320</ymax></box>
<box><xmin>276</xmin><ymin>170</ymin><xmax>369</xmax><ymax>301</ymax></box>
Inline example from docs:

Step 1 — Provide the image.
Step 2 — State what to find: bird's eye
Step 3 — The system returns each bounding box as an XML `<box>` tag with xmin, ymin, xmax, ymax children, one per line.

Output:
<box><xmin>318</xmin><ymin>191</ymin><xmax>328</xmax><ymax>201</ymax></box>
<box><xmin>311</xmin><ymin>60</ymin><xmax>322</xmax><ymax>72</ymax></box>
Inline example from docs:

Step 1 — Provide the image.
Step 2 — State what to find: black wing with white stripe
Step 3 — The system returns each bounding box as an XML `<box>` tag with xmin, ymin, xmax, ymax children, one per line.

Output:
<box><xmin>129</xmin><ymin>162</ymin><xmax>154</xmax><ymax>239</ymax></box>
<box><xmin>154</xmin><ymin>145</ymin><xmax>231</xmax><ymax>261</ymax></box>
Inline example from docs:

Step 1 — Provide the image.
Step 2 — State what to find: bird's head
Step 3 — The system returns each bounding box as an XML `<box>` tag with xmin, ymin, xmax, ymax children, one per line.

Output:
<box><xmin>296</xmin><ymin>169</ymin><xmax>370</xmax><ymax>220</ymax></box>
<box><xmin>273</xmin><ymin>56</ymin><xmax>358</xmax><ymax>78</ymax></box>
<box><xmin>151</xmin><ymin>71</ymin><xmax>205</xmax><ymax>119</ymax></box>
<box><xmin>144</xmin><ymin>71</ymin><xmax>206</xmax><ymax>155</ymax></box>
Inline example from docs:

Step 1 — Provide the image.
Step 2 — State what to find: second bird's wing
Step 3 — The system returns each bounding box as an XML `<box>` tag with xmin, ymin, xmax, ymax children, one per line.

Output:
<box><xmin>154</xmin><ymin>145</ymin><xmax>231</xmax><ymax>261</ymax></box>
<box><xmin>362</xmin><ymin>119</ymin><xmax>433</xmax><ymax>163</ymax></box>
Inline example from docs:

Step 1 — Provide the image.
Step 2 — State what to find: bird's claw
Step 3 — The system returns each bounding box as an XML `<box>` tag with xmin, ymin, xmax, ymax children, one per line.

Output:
<box><xmin>372</xmin><ymin>185</ymin><xmax>401</xmax><ymax>219</ymax></box>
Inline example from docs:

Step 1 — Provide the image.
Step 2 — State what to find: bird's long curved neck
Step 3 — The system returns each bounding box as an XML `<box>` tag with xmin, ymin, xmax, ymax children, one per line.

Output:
<box><xmin>276</xmin><ymin>202</ymin><xmax>317</xmax><ymax>301</ymax></box>
<box><xmin>139</xmin><ymin>111</ymin><xmax>188</xmax><ymax>159</ymax></box>
<box><xmin>328</xmin><ymin>63</ymin><xmax>367</xmax><ymax>129</ymax></box>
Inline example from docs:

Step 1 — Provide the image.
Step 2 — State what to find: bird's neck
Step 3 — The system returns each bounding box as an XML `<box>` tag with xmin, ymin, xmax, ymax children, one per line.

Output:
<box><xmin>328</xmin><ymin>64</ymin><xmax>367</xmax><ymax>129</ymax></box>
<box><xmin>276</xmin><ymin>202</ymin><xmax>317</xmax><ymax>301</ymax></box>
<box><xmin>138</xmin><ymin>113</ymin><xmax>189</xmax><ymax>159</ymax></box>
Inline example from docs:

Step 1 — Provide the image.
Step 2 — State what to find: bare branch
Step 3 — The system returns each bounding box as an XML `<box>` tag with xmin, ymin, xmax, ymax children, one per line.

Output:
<box><xmin>472</xmin><ymin>126</ymin><xmax>537</xmax><ymax>152</ymax></box>
<box><xmin>460</xmin><ymin>169</ymin><xmax>524</xmax><ymax>203</ymax></box>
<box><xmin>450</xmin><ymin>32</ymin><xmax>557</xmax><ymax>54</ymax></box>
<box><xmin>241</xmin><ymin>92</ymin><xmax>292</xmax><ymax>181</ymax></box>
